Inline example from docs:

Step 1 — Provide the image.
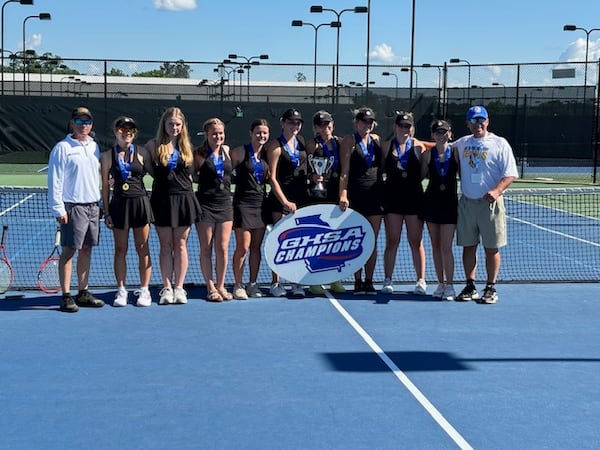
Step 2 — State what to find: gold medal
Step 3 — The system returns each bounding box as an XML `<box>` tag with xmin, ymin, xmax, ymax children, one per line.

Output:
<box><xmin>402</xmin><ymin>171</ymin><xmax>408</xmax><ymax>178</ymax></box>
<box><xmin>219</xmin><ymin>182</ymin><xmax>225</xmax><ymax>190</ymax></box>
<box><xmin>440</xmin><ymin>184</ymin><xmax>446</xmax><ymax>191</ymax></box>
<box><xmin>332</xmin><ymin>172</ymin><xmax>338</xmax><ymax>178</ymax></box>
<box><xmin>122</xmin><ymin>182</ymin><xmax>130</xmax><ymax>191</ymax></box>
<box><xmin>293</xmin><ymin>169</ymin><xmax>300</xmax><ymax>177</ymax></box>
<box><xmin>167</xmin><ymin>172</ymin><xmax>174</xmax><ymax>180</ymax></box>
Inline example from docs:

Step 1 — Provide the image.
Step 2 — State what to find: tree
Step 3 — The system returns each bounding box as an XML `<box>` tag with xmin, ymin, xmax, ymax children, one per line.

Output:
<box><xmin>107</xmin><ymin>68</ymin><xmax>126</xmax><ymax>76</ymax></box>
<box><xmin>296</xmin><ymin>72</ymin><xmax>307</xmax><ymax>82</ymax></box>
<box><xmin>132</xmin><ymin>60</ymin><xmax>192</xmax><ymax>78</ymax></box>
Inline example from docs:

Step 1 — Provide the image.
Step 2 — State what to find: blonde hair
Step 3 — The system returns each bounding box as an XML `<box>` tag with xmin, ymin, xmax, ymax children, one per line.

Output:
<box><xmin>196</xmin><ymin>117</ymin><xmax>227</xmax><ymax>159</ymax></box>
<box><xmin>153</xmin><ymin>107</ymin><xmax>193</xmax><ymax>167</ymax></box>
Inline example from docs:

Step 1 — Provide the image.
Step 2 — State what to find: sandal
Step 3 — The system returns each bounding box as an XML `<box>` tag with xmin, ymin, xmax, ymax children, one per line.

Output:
<box><xmin>207</xmin><ymin>289</ymin><xmax>223</xmax><ymax>302</ymax></box>
<box><xmin>217</xmin><ymin>288</ymin><xmax>233</xmax><ymax>301</ymax></box>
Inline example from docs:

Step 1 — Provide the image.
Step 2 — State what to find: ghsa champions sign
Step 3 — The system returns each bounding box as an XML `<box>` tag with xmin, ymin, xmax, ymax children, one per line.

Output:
<box><xmin>264</xmin><ymin>204</ymin><xmax>375</xmax><ymax>285</ymax></box>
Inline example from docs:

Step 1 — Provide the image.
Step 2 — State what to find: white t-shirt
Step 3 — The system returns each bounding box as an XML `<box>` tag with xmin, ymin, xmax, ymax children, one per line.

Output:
<box><xmin>453</xmin><ymin>132</ymin><xmax>518</xmax><ymax>199</ymax></box>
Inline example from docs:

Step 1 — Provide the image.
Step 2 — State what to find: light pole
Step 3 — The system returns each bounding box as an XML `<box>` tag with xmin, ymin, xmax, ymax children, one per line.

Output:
<box><xmin>401</xmin><ymin>67</ymin><xmax>418</xmax><ymax>104</ymax></box>
<box><xmin>227</xmin><ymin>53</ymin><xmax>268</xmax><ymax>102</ymax></box>
<box><xmin>449</xmin><ymin>57</ymin><xmax>471</xmax><ymax>103</ymax></box>
<box><xmin>291</xmin><ymin>19</ymin><xmax>340</xmax><ymax>103</ymax></box>
<box><xmin>381</xmin><ymin>71</ymin><xmax>398</xmax><ymax>99</ymax></box>
<box><xmin>563</xmin><ymin>24</ymin><xmax>600</xmax><ymax>88</ymax></box>
<box><xmin>1</xmin><ymin>0</ymin><xmax>33</xmax><ymax>96</ymax></box>
<box><xmin>310</xmin><ymin>4</ymin><xmax>368</xmax><ymax>104</ymax></box>
<box><xmin>563</xmin><ymin>24</ymin><xmax>600</xmax><ymax>183</ymax></box>
<box><xmin>22</xmin><ymin>12</ymin><xmax>50</xmax><ymax>95</ymax></box>
<box><xmin>422</xmin><ymin>63</ymin><xmax>443</xmax><ymax>115</ymax></box>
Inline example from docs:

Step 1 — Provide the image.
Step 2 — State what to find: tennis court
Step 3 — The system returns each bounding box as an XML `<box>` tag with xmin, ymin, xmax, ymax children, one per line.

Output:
<box><xmin>1</xmin><ymin>282</ymin><xmax>599</xmax><ymax>449</ymax></box>
<box><xmin>1</xmin><ymin>183</ymin><xmax>600</xmax><ymax>448</ymax></box>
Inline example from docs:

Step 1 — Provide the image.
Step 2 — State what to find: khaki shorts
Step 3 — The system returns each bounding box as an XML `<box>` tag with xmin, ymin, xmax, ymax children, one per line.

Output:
<box><xmin>62</xmin><ymin>203</ymin><xmax>100</xmax><ymax>249</ymax></box>
<box><xmin>456</xmin><ymin>195</ymin><xmax>506</xmax><ymax>248</ymax></box>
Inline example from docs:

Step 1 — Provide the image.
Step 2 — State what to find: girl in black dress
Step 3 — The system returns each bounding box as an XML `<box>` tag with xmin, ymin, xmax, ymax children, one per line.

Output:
<box><xmin>194</xmin><ymin>118</ymin><xmax>234</xmax><ymax>302</ymax></box>
<box><xmin>146</xmin><ymin>107</ymin><xmax>201</xmax><ymax>305</ymax></box>
<box><xmin>264</xmin><ymin>108</ymin><xmax>308</xmax><ymax>298</ymax></box>
<box><xmin>101</xmin><ymin>116</ymin><xmax>154</xmax><ymax>307</ymax></box>
<box><xmin>230</xmin><ymin>119</ymin><xmax>270</xmax><ymax>299</ymax></box>
<box><xmin>381</xmin><ymin>111</ymin><xmax>428</xmax><ymax>296</ymax></box>
<box><xmin>338</xmin><ymin>107</ymin><xmax>384</xmax><ymax>295</ymax></box>
<box><xmin>420</xmin><ymin>119</ymin><xmax>459</xmax><ymax>301</ymax></box>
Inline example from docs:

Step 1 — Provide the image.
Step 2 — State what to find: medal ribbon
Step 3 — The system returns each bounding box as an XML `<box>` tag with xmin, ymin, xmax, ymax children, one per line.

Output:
<box><xmin>115</xmin><ymin>144</ymin><xmax>134</xmax><ymax>180</ymax></box>
<box><xmin>210</xmin><ymin>146</ymin><xmax>224</xmax><ymax>180</ymax></box>
<box><xmin>279</xmin><ymin>135</ymin><xmax>299</xmax><ymax>167</ymax></box>
<box><xmin>247</xmin><ymin>144</ymin><xmax>263</xmax><ymax>184</ymax></box>
<box><xmin>393</xmin><ymin>138</ymin><xmax>411</xmax><ymax>170</ymax></box>
<box><xmin>355</xmin><ymin>132</ymin><xmax>374</xmax><ymax>168</ymax></box>
<box><xmin>168</xmin><ymin>146</ymin><xmax>179</xmax><ymax>175</ymax></box>
<box><xmin>433</xmin><ymin>145</ymin><xmax>451</xmax><ymax>182</ymax></box>
<box><xmin>317</xmin><ymin>135</ymin><xmax>338</xmax><ymax>172</ymax></box>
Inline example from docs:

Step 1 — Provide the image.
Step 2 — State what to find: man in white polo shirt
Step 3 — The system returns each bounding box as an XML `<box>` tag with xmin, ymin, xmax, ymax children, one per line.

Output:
<box><xmin>452</xmin><ymin>106</ymin><xmax>518</xmax><ymax>304</ymax></box>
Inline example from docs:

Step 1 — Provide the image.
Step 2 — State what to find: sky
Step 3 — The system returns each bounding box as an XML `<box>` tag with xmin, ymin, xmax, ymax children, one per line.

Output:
<box><xmin>3</xmin><ymin>0</ymin><xmax>600</xmax><ymax>87</ymax></box>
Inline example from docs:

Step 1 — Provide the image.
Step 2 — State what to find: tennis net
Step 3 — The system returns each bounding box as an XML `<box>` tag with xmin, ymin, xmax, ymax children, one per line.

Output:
<box><xmin>1</xmin><ymin>186</ymin><xmax>599</xmax><ymax>291</ymax></box>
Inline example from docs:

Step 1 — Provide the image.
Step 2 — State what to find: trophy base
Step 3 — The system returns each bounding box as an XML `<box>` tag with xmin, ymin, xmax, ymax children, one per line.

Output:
<box><xmin>311</xmin><ymin>189</ymin><xmax>328</xmax><ymax>199</ymax></box>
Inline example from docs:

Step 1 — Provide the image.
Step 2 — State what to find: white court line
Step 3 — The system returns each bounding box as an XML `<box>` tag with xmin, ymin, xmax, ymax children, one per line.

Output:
<box><xmin>327</xmin><ymin>293</ymin><xmax>473</xmax><ymax>450</ymax></box>
<box><xmin>509</xmin><ymin>216</ymin><xmax>600</xmax><ymax>248</ymax></box>
<box><xmin>0</xmin><ymin>193</ymin><xmax>36</xmax><ymax>217</ymax></box>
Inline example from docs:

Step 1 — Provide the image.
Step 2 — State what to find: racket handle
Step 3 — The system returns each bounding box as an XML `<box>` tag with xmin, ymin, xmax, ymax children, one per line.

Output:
<box><xmin>1</xmin><ymin>225</ymin><xmax>7</xmax><ymax>246</ymax></box>
<box><xmin>54</xmin><ymin>226</ymin><xmax>61</xmax><ymax>247</ymax></box>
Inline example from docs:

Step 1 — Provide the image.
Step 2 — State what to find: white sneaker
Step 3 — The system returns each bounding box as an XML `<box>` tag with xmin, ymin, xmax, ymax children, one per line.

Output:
<box><xmin>443</xmin><ymin>284</ymin><xmax>456</xmax><ymax>301</ymax></box>
<box><xmin>270</xmin><ymin>283</ymin><xmax>286</xmax><ymax>297</ymax></box>
<box><xmin>159</xmin><ymin>287</ymin><xmax>174</xmax><ymax>305</ymax></box>
<box><xmin>414</xmin><ymin>278</ymin><xmax>427</xmax><ymax>295</ymax></box>
<box><xmin>233</xmin><ymin>283</ymin><xmax>248</xmax><ymax>300</ymax></box>
<box><xmin>381</xmin><ymin>278</ymin><xmax>393</xmax><ymax>294</ymax></box>
<box><xmin>173</xmin><ymin>287</ymin><xmax>188</xmax><ymax>304</ymax></box>
<box><xmin>135</xmin><ymin>288</ymin><xmax>152</xmax><ymax>307</ymax></box>
<box><xmin>291</xmin><ymin>283</ymin><xmax>305</xmax><ymax>298</ymax></box>
<box><xmin>432</xmin><ymin>283</ymin><xmax>445</xmax><ymax>298</ymax></box>
<box><xmin>247</xmin><ymin>283</ymin><xmax>262</xmax><ymax>298</ymax></box>
<box><xmin>113</xmin><ymin>288</ymin><xmax>128</xmax><ymax>307</ymax></box>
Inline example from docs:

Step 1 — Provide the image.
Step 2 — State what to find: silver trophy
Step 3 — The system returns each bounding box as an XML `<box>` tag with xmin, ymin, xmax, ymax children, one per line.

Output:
<box><xmin>308</xmin><ymin>154</ymin><xmax>335</xmax><ymax>198</ymax></box>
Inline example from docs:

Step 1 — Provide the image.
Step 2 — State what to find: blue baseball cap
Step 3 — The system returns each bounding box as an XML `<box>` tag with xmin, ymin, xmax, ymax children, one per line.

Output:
<box><xmin>466</xmin><ymin>106</ymin><xmax>488</xmax><ymax>120</ymax></box>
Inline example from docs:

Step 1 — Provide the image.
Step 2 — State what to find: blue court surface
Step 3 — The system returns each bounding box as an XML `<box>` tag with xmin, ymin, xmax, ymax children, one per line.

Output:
<box><xmin>1</xmin><ymin>282</ymin><xmax>599</xmax><ymax>449</ymax></box>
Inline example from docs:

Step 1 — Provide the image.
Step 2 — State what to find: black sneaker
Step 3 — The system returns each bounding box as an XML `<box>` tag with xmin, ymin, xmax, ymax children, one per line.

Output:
<box><xmin>455</xmin><ymin>283</ymin><xmax>479</xmax><ymax>302</ymax></box>
<box><xmin>363</xmin><ymin>279</ymin><xmax>377</xmax><ymax>295</ymax></box>
<box><xmin>59</xmin><ymin>295</ymin><xmax>79</xmax><ymax>313</ymax></box>
<box><xmin>478</xmin><ymin>285</ymin><xmax>498</xmax><ymax>304</ymax></box>
<box><xmin>75</xmin><ymin>290</ymin><xmax>104</xmax><ymax>308</ymax></box>
<box><xmin>353</xmin><ymin>280</ymin><xmax>364</xmax><ymax>295</ymax></box>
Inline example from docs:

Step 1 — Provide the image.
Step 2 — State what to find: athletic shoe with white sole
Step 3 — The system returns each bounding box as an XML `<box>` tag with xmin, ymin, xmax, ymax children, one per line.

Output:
<box><xmin>381</xmin><ymin>278</ymin><xmax>394</xmax><ymax>294</ymax></box>
<box><xmin>135</xmin><ymin>288</ymin><xmax>152</xmax><ymax>307</ymax></box>
<box><xmin>173</xmin><ymin>287</ymin><xmax>188</xmax><ymax>304</ymax></box>
<box><xmin>443</xmin><ymin>284</ymin><xmax>456</xmax><ymax>301</ymax></box>
<box><xmin>269</xmin><ymin>283</ymin><xmax>287</xmax><ymax>297</ymax></box>
<box><xmin>159</xmin><ymin>287</ymin><xmax>174</xmax><ymax>305</ymax></box>
<box><xmin>413</xmin><ymin>278</ymin><xmax>427</xmax><ymax>295</ymax></box>
<box><xmin>432</xmin><ymin>284</ymin><xmax>445</xmax><ymax>298</ymax></box>
<box><xmin>113</xmin><ymin>288</ymin><xmax>128</xmax><ymax>307</ymax></box>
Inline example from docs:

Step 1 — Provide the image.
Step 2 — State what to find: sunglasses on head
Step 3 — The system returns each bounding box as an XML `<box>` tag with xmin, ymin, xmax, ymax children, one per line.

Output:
<box><xmin>469</xmin><ymin>117</ymin><xmax>487</xmax><ymax>125</ymax></box>
<box><xmin>117</xmin><ymin>127</ymin><xmax>136</xmax><ymax>135</ymax></box>
<box><xmin>73</xmin><ymin>118</ymin><xmax>92</xmax><ymax>126</ymax></box>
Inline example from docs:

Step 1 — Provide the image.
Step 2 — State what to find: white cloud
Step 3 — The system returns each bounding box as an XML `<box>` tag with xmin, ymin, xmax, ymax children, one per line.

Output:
<box><xmin>26</xmin><ymin>33</ymin><xmax>42</xmax><ymax>51</ymax></box>
<box><xmin>154</xmin><ymin>0</ymin><xmax>197</xmax><ymax>11</ymax></box>
<box><xmin>369</xmin><ymin>43</ymin><xmax>405</xmax><ymax>64</ymax></box>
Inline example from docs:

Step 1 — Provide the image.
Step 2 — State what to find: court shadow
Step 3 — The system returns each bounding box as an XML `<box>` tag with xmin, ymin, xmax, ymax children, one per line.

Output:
<box><xmin>321</xmin><ymin>351</ymin><xmax>471</xmax><ymax>372</ymax></box>
<box><xmin>0</xmin><ymin>291</ymin><xmax>115</xmax><ymax>311</ymax></box>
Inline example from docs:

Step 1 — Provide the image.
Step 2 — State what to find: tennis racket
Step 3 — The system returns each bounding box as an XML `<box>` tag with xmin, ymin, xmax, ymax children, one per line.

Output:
<box><xmin>0</xmin><ymin>225</ymin><xmax>14</xmax><ymax>294</ymax></box>
<box><xmin>37</xmin><ymin>226</ymin><xmax>61</xmax><ymax>294</ymax></box>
